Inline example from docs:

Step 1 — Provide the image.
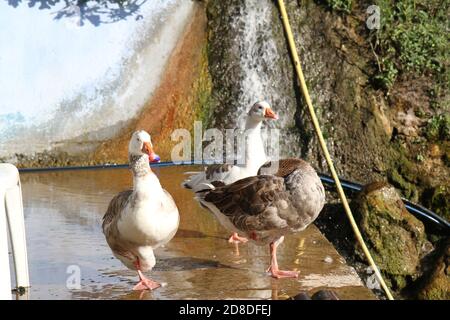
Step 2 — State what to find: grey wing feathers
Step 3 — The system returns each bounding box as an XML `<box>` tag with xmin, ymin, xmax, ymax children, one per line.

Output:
<box><xmin>102</xmin><ymin>190</ymin><xmax>132</xmax><ymax>231</ymax></box>
<box><xmin>102</xmin><ymin>189</ymin><xmax>135</xmax><ymax>261</ymax></box>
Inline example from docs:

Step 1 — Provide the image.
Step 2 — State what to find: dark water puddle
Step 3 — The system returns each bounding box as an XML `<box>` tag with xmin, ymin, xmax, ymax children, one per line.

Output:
<box><xmin>13</xmin><ymin>165</ymin><xmax>375</xmax><ymax>299</ymax></box>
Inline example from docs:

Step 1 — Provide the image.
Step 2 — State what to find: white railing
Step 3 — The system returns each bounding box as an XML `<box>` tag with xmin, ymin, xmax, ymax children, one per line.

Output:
<box><xmin>0</xmin><ymin>164</ymin><xmax>30</xmax><ymax>300</ymax></box>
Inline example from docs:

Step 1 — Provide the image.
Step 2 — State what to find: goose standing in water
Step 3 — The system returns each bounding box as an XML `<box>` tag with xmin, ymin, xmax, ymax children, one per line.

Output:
<box><xmin>183</xmin><ymin>101</ymin><xmax>278</xmax><ymax>243</ymax></box>
<box><xmin>102</xmin><ymin>130</ymin><xmax>179</xmax><ymax>290</ymax></box>
<box><xmin>196</xmin><ymin>158</ymin><xmax>325</xmax><ymax>278</ymax></box>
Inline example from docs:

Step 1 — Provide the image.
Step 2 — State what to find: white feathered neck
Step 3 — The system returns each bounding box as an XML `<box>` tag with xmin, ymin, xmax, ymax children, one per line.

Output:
<box><xmin>129</xmin><ymin>154</ymin><xmax>164</xmax><ymax>199</ymax></box>
<box><xmin>241</xmin><ymin>116</ymin><xmax>267</xmax><ymax>173</ymax></box>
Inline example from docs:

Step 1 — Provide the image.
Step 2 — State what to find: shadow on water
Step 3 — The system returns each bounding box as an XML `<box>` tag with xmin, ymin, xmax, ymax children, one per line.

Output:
<box><xmin>176</xmin><ymin>228</ymin><xmax>228</xmax><ymax>241</ymax></box>
<box><xmin>4</xmin><ymin>0</ymin><xmax>147</xmax><ymax>26</ymax></box>
<box><xmin>153</xmin><ymin>256</ymin><xmax>234</xmax><ymax>272</ymax></box>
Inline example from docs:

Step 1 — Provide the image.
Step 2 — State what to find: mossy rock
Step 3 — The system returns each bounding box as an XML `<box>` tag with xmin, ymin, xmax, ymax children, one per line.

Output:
<box><xmin>354</xmin><ymin>181</ymin><xmax>432</xmax><ymax>290</ymax></box>
<box><xmin>424</xmin><ymin>185</ymin><xmax>450</xmax><ymax>222</ymax></box>
<box><xmin>416</xmin><ymin>239</ymin><xmax>450</xmax><ymax>300</ymax></box>
<box><xmin>387</xmin><ymin>167</ymin><xmax>418</xmax><ymax>201</ymax></box>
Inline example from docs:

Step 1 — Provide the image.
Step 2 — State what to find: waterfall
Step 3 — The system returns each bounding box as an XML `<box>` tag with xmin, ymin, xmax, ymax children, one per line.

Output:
<box><xmin>208</xmin><ymin>0</ymin><xmax>302</xmax><ymax>160</ymax></box>
<box><xmin>234</xmin><ymin>1</ymin><xmax>280</xmax><ymax>128</ymax></box>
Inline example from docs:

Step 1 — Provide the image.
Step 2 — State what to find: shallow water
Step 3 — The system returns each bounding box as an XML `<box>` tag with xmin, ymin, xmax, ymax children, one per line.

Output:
<box><xmin>14</xmin><ymin>165</ymin><xmax>374</xmax><ymax>300</ymax></box>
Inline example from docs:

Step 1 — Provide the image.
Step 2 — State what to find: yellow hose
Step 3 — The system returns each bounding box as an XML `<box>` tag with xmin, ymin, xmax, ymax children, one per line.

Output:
<box><xmin>277</xmin><ymin>0</ymin><xmax>394</xmax><ymax>300</ymax></box>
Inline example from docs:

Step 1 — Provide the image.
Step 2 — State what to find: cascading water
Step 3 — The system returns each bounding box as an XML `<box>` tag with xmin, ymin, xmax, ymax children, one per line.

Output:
<box><xmin>0</xmin><ymin>0</ymin><xmax>194</xmax><ymax>162</ymax></box>
<box><xmin>207</xmin><ymin>0</ymin><xmax>303</xmax><ymax>160</ymax></box>
<box><xmin>233</xmin><ymin>1</ymin><xmax>281</xmax><ymax>128</ymax></box>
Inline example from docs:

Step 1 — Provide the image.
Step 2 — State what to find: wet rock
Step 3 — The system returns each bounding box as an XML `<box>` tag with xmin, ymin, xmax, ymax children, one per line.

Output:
<box><xmin>353</xmin><ymin>181</ymin><xmax>433</xmax><ymax>291</ymax></box>
<box><xmin>311</xmin><ymin>290</ymin><xmax>339</xmax><ymax>300</ymax></box>
<box><xmin>289</xmin><ymin>290</ymin><xmax>340</xmax><ymax>300</ymax></box>
<box><xmin>289</xmin><ymin>291</ymin><xmax>311</xmax><ymax>300</ymax></box>
<box><xmin>415</xmin><ymin>238</ymin><xmax>450</xmax><ymax>300</ymax></box>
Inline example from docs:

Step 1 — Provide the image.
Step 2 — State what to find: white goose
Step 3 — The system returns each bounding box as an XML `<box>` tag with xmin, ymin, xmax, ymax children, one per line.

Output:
<box><xmin>196</xmin><ymin>158</ymin><xmax>325</xmax><ymax>278</ymax></box>
<box><xmin>102</xmin><ymin>130</ymin><xmax>179</xmax><ymax>290</ymax></box>
<box><xmin>182</xmin><ymin>101</ymin><xmax>278</xmax><ymax>243</ymax></box>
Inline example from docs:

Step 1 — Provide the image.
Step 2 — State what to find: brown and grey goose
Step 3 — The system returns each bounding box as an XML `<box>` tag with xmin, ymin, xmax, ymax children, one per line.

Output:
<box><xmin>102</xmin><ymin>130</ymin><xmax>179</xmax><ymax>290</ymax></box>
<box><xmin>195</xmin><ymin>158</ymin><xmax>325</xmax><ymax>278</ymax></box>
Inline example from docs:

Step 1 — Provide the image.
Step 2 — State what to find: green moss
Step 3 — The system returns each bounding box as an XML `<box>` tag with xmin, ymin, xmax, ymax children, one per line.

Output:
<box><xmin>386</xmin><ymin>142</ymin><xmax>422</xmax><ymax>201</ymax></box>
<box><xmin>387</xmin><ymin>168</ymin><xmax>418</xmax><ymax>201</ymax></box>
<box><xmin>192</xmin><ymin>43</ymin><xmax>213</xmax><ymax>126</ymax></box>
<box><xmin>428</xmin><ymin>84</ymin><xmax>450</xmax><ymax>111</ymax></box>
<box><xmin>355</xmin><ymin>183</ymin><xmax>430</xmax><ymax>291</ymax></box>
<box><xmin>416</xmin><ymin>240</ymin><xmax>450</xmax><ymax>300</ymax></box>
<box><xmin>317</xmin><ymin>0</ymin><xmax>353</xmax><ymax>13</ymax></box>
<box><xmin>372</xmin><ymin>58</ymin><xmax>398</xmax><ymax>90</ymax></box>
<box><xmin>425</xmin><ymin>114</ymin><xmax>450</xmax><ymax>141</ymax></box>
<box><xmin>390</xmin><ymin>274</ymin><xmax>408</xmax><ymax>291</ymax></box>
<box><xmin>427</xmin><ymin>186</ymin><xmax>450</xmax><ymax>222</ymax></box>
<box><xmin>317</xmin><ymin>0</ymin><xmax>448</xmax><ymax>90</ymax></box>
<box><xmin>372</xmin><ymin>0</ymin><xmax>448</xmax><ymax>89</ymax></box>
<box><xmin>422</xmin><ymin>286</ymin><xmax>449</xmax><ymax>300</ymax></box>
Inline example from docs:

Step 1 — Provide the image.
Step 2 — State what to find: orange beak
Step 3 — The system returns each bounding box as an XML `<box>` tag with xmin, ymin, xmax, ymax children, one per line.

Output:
<box><xmin>264</xmin><ymin>107</ymin><xmax>278</xmax><ymax>120</ymax></box>
<box><xmin>142</xmin><ymin>142</ymin><xmax>160</xmax><ymax>163</ymax></box>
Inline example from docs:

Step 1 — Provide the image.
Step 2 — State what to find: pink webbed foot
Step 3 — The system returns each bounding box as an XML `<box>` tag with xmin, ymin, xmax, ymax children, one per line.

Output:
<box><xmin>266</xmin><ymin>266</ymin><xmax>299</xmax><ymax>279</ymax></box>
<box><xmin>133</xmin><ymin>277</ymin><xmax>161</xmax><ymax>291</ymax></box>
<box><xmin>133</xmin><ymin>261</ymin><xmax>161</xmax><ymax>291</ymax></box>
<box><xmin>228</xmin><ymin>232</ymin><xmax>248</xmax><ymax>244</ymax></box>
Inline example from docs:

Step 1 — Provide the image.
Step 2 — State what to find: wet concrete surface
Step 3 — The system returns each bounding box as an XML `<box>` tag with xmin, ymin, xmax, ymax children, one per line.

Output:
<box><xmin>14</xmin><ymin>165</ymin><xmax>376</xmax><ymax>300</ymax></box>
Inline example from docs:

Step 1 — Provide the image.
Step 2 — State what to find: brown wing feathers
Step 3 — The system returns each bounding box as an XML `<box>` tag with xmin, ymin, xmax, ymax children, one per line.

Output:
<box><xmin>200</xmin><ymin>158</ymin><xmax>324</xmax><ymax>238</ymax></box>
<box><xmin>204</xmin><ymin>175</ymin><xmax>292</xmax><ymax>231</ymax></box>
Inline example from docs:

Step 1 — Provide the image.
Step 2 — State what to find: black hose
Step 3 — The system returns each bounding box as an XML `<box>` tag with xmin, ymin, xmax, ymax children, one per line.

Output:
<box><xmin>18</xmin><ymin>161</ymin><xmax>450</xmax><ymax>233</ymax></box>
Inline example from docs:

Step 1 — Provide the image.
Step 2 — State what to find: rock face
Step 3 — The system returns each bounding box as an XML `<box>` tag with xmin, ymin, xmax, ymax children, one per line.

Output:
<box><xmin>353</xmin><ymin>182</ymin><xmax>432</xmax><ymax>290</ymax></box>
<box><xmin>416</xmin><ymin>238</ymin><xmax>450</xmax><ymax>300</ymax></box>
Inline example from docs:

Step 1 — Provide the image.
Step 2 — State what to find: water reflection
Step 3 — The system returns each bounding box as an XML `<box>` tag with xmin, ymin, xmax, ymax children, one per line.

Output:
<box><xmin>19</xmin><ymin>166</ymin><xmax>375</xmax><ymax>299</ymax></box>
